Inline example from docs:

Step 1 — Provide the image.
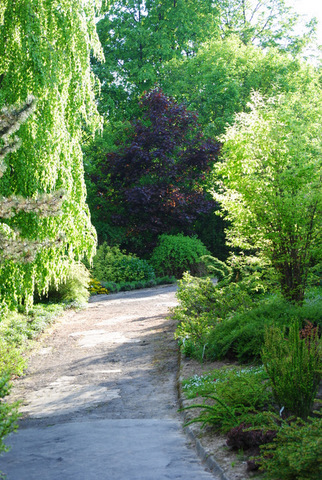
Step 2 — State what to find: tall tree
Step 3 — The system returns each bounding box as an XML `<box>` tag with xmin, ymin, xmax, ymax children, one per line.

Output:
<box><xmin>0</xmin><ymin>0</ymin><xmax>103</xmax><ymax>313</ymax></box>
<box><xmin>214</xmin><ymin>0</ymin><xmax>317</xmax><ymax>52</ymax></box>
<box><xmin>215</xmin><ymin>90</ymin><xmax>322</xmax><ymax>304</ymax></box>
<box><xmin>89</xmin><ymin>89</ymin><xmax>221</xmax><ymax>255</ymax></box>
<box><xmin>93</xmin><ymin>0</ymin><xmax>218</xmax><ymax>120</ymax></box>
<box><xmin>0</xmin><ymin>97</ymin><xmax>65</xmax><ymax>263</ymax></box>
<box><xmin>94</xmin><ymin>0</ymin><xmax>316</xmax><ymax>121</ymax></box>
<box><xmin>162</xmin><ymin>35</ymin><xmax>319</xmax><ymax>137</ymax></box>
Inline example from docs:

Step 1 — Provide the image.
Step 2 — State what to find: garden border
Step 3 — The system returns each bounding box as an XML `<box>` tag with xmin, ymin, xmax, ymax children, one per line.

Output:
<box><xmin>176</xmin><ymin>353</ymin><xmax>232</xmax><ymax>480</ymax></box>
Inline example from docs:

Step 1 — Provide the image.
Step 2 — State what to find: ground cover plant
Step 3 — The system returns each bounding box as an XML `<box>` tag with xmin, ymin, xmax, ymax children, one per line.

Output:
<box><xmin>0</xmin><ymin>301</ymin><xmax>68</xmax><ymax>467</ymax></box>
<box><xmin>181</xmin><ymin>348</ymin><xmax>321</xmax><ymax>477</ymax></box>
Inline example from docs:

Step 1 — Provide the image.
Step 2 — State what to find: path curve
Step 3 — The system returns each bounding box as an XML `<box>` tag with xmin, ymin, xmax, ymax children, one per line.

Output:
<box><xmin>1</xmin><ymin>285</ymin><xmax>219</xmax><ymax>479</ymax></box>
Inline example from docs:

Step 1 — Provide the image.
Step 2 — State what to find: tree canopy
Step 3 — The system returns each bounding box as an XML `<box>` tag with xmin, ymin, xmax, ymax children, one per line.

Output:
<box><xmin>94</xmin><ymin>0</ymin><xmax>316</xmax><ymax>121</ymax></box>
<box><xmin>161</xmin><ymin>35</ymin><xmax>319</xmax><ymax>138</ymax></box>
<box><xmin>89</xmin><ymin>89</ymin><xmax>221</xmax><ymax>255</ymax></box>
<box><xmin>215</xmin><ymin>89</ymin><xmax>322</xmax><ymax>303</ymax></box>
<box><xmin>0</xmin><ymin>0</ymin><xmax>103</xmax><ymax>312</ymax></box>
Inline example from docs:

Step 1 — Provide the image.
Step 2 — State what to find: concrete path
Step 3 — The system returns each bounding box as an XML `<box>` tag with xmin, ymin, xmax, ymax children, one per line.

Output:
<box><xmin>1</xmin><ymin>286</ymin><xmax>218</xmax><ymax>479</ymax></box>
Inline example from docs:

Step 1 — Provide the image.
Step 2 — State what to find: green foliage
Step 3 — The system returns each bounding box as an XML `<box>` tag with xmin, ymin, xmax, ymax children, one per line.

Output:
<box><xmin>261</xmin><ymin>321</ymin><xmax>321</xmax><ymax>419</ymax></box>
<box><xmin>0</xmin><ymin>373</ymin><xmax>20</xmax><ymax>457</ymax></box>
<box><xmin>258</xmin><ymin>417</ymin><xmax>322</xmax><ymax>480</ymax></box>
<box><xmin>206</xmin><ymin>290</ymin><xmax>322</xmax><ymax>364</ymax></box>
<box><xmin>0</xmin><ymin>338</ymin><xmax>25</xmax><ymax>378</ymax></box>
<box><xmin>0</xmin><ymin>304</ymin><xmax>64</xmax><ymax>349</ymax></box>
<box><xmin>201</xmin><ymin>255</ymin><xmax>232</xmax><ymax>282</ymax></box>
<box><xmin>92</xmin><ymin>243</ymin><xmax>155</xmax><ymax>283</ymax></box>
<box><xmin>181</xmin><ymin>366</ymin><xmax>275</xmax><ymax>433</ymax></box>
<box><xmin>174</xmin><ymin>263</ymin><xmax>322</xmax><ymax>362</ymax></box>
<box><xmin>42</xmin><ymin>263</ymin><xmax>91</xmax><ymax>306</ymax></box>
<box><xmin>162</xmin><ymin>36</ymin><xmax>319</xmax><ymax>138</ymax></box>
<box><xmin>173</xmin><ymin>271</ymin><xmax>261</xmax><ymax>361</ymax></box>
<box><xmin>215</xmin><ymin>90</ymin><xmax>322</xmax><ymax>304</ymax></box>
<box><xmin>150</xmin><ymin>234</ymin><xmax>209</xmax><ymax>279</ymax></box>
<box><xmin>95</xmin><ymin>1</ymin><xmax>316</xmax><ymax>122</ymax></box>
<box><xmin>0</xmin><ymin>0</ymin><xmax>102</xmax><ymax>311</ymax></box>
<box><xmin>100</xmin><ymin>275</ymin><xmax>176</xmax><ymax>294</ymax></box>
<box><xmin>94</xmin><ymin>0</ymin><xmax>218</xmax><ymax>121</ymax></box>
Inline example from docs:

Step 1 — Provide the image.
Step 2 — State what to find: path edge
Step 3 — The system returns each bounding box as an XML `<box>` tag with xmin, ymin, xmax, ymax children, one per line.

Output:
<box><xmin>176</xmin><ymin>353</ymin><xmax>231</xmax><ymax>480</ymax></box>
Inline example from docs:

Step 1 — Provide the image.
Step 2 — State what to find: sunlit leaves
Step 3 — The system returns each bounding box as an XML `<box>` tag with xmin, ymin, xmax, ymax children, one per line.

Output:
<box><xmin>215</xmin><ymin>90</ymin><xmax>322</xmax><ymax>303</ymax></box>
<box><xmin>0</xmin><ymin>0</ymin><xmax>102</xmax><ymax>311</ymax></box>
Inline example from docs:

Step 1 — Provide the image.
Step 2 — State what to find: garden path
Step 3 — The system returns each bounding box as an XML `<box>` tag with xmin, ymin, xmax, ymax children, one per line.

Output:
<box><xmin>1</xmin><ymin>285</ymin><xmax>220</xmax><ymax>480</ymax></box>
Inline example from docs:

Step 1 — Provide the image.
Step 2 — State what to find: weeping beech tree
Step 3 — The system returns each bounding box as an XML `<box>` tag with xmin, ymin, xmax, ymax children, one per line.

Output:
<box><xmin>0</xmin><ymin>97</ymin><xmax>65</xmax><ymax>262</ymax></box>
<box><xmin>0</xmin><ymin>0</ymin><xmax>103</xmax><ymax>313</ymax></box>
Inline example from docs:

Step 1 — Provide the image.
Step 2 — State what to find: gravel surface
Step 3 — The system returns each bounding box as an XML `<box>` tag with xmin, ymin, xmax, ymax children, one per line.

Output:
<box><xmin>1</xmin><ymin>285</ymin><xmax>230</xmax><ymax>480</ymax></box>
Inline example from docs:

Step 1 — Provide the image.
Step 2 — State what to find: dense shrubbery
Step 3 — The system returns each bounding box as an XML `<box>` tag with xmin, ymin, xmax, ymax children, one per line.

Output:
<box><xmin>182</xmin><ymin>366</ymin><xmax>276</xmax><ymax>433</ymax></box>
<box><xmin>257</xmin><ymin>417</ymin><xmax>322</xmax><ymax>479</ymax></box>
<box><xmin>174</xmin><ymin>261</ymin><xmax>322</xmax><ymax>363</ymax></box>
<box><xmin>150</xmin><ymin>234</ymin><xmax>209</xmax><ymax>278</ymax></box>
<box><xmin>205</xmin><ymin>292</ymin><xmax>322</xmax><ymax>363</ymax></box>
<box><xmin>100</xmin><ymin>275</ymin><xmax>176</xmax><ymax>294</ymax></box>
<box><xmin>177</xmin><ymin>252</ymin><xmax>321</xmax><ymax>479</ymax></box>
<box><xmin>38</xmin><ymin>263</ymin><xmax>91</xmax><ymax>307</ymax></box>
<box><xmin>92</xmin><ymin>243</ymin><xmax>156</xmax><ymax>283</ymax></box>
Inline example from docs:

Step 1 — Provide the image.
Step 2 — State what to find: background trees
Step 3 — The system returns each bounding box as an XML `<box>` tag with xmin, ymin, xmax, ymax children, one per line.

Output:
<box><xmin>93</xmin><ymin>0</ymin><xmax>317</xmax><ymax>122</ymax></box>
<box><xmin>0</xmin><ymin>0</ymin><xmax>102</xmax><ymax>312</ymax></box>
<box><xmin>88</xmin><ymin>89</ymin><xmax>221</xmax><ymax>256</ymax></box>
<box><xmin>161</xmin><ymin>36</ymin><xmax>319</xmax><ymax>137</ymax></box>
<box><xmin>215</xmin><ymin>90</ymin><xmax>322</xmax><ymax>303</ymax></box>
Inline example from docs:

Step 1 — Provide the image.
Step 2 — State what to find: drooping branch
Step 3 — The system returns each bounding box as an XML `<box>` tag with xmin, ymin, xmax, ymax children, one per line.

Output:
<box><xmin>0</xmin><ymin>97</ymin><xmax>65</xmax><ymax>263</ymax></box>
<box><xmin>0</xmin><ymin>96</ymin><xmax>37</xmax><ymax>174</ymax></box>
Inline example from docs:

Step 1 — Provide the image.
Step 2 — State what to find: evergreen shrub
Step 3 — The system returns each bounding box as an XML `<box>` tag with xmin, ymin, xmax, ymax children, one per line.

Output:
<box><xmin>92</xmin><ymin>243</ymin><xmax>155</xmax><ymax>283</ymax></box>
<box><xmin>261</xmin><ymin>321</ymin><xmax>321</xmax><ymax>419</ymax></box>
<box><xmin>206</xmin><ymin>292</ymin><xmax>322</xmax><ymax>363</ymax></box>
<box><xmin>258</xmin><ymin>417</ymin><xmax>322</xmax><ymax>480</ymax></box>
<box><xmin>173</xmin><ymin>272</ymin><xmax>258</xmax><ymax>361</ymax></box>
<box><xmin>150</xmin><ymin>234</ymin><xmax>209</xmax><ymax>278</ymax></box>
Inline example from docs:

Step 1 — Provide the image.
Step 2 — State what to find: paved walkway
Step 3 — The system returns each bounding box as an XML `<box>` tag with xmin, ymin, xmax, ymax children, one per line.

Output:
<box><xmin>1</xmin><ymin>286</ymin><xmax>218</xmax><ymax>479</ymax></box>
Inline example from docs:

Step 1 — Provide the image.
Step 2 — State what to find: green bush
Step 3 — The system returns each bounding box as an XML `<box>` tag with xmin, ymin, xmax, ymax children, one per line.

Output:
<box><xmin>116</xmin><ymin>257</ymin><xmax>155</xmax><ymax>283</ymax></box>
<box><xmin>0</xmin><ymin>373</ymin><xmax>20</xmax><ymax>457</ymax></box>
<box><xmin>173</xmin><ymin>275</ymin><xmax>218</xmax><ymax>356</ymax></box>
<box><xmin>100</xmin><ymin>275</ymin><xmax>175</xmax><ymax>294</ymax></box>
<box><xmin>205</xmin><ymin>291</ymin><xmax>322</xmax><ymax>363</ymax></box>
<box><xmin>201</xmin><ymin>255</ymin><xmax>232</xmax><ymax>282</ymax></box>
<box><xmin>92</xmin><ymin>243</ymin><xmax>155</xmax><ymax>283</ymax></box>
<box><xmin>261</xmin><ymin>321</ymin><xmax>321</xmax><ymax>419</ymax></box>
<box><xmin>150</xmin><ymin>234</ymin><xmax>209</xmax><ymax>278</ymax></box>
<box><xmin>173</xmin><ymin>272</ymin><xmax>259</xmax><ymax>361</ymax></box>
<box><xmin>181</xmin><ymin>366</ymin><xmax>276</xmax><ymax>433</ymax></box>
<box><xmin>258</xmin><ymin>417</ymin><xmax>322</xmax><ymax>480</ymax></box>
<box><xmin>38</xmin><ymin>262</ymin><xmax>90</xmax><ymax>306</ymax></box>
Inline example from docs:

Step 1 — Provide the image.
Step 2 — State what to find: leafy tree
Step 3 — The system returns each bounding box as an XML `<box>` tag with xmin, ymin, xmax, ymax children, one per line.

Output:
<box><xmin>94</xmin><ymin>0</ymin><xmax>316</xmax><ymax>121</ymax></box>
<box><xmin>162</xmin><ymin>35</ymin><xmax>319</xmax><ymax>138</ymax></box>
<box><xmin>94</xmin><ymin>0</ymin><xmax>218</xmax><ymax>120</ymax></box>
<box><xmin>215</xmin><ymin>90</ymin><xmax>322</xmax><ymax>304</ymax></box>
<box><xmin>0</xmin><ymin>97</ymin><xmax>65</xmax><ymax>265</ymax></box>
<box><xmin>0</xmin><ymin>0</ymin><xmax>103</xmax><ymax>313</ymax></box>
<box><xmin>90</xmin><ymin>89</ymin><xmax>221</xmax><ymax>255</ymax></box>
<box><xmin>214</xmin><ymin>0</ymin><xmax>317</xmax><ymax>53</ymax></box>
